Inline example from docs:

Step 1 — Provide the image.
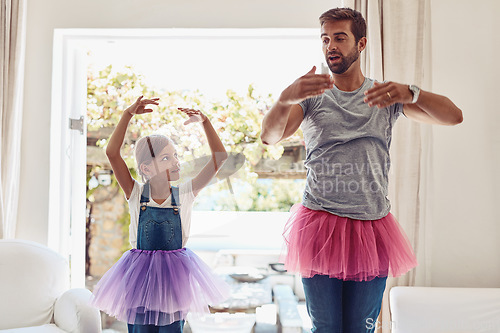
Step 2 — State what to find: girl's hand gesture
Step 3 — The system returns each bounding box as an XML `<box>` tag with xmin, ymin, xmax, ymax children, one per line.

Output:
<box><xmin>125</xmin><ymin>96</ymin><xmax>160</xmax><ymax>116</ymax></box>
<box><xmin>178</xmin><ymin>108</ymin><xmax>208</xmax><ymax>125</ymax></box>
<box><xmin>177</xmin><ymin>107</ymin><xmax>227</xmax><ymax>197</ymax></box>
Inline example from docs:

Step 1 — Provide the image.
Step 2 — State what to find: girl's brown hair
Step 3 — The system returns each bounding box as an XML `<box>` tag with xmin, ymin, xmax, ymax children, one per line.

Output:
<box><xmin>134</xmin><ymin>134</ymin><xmax>173</xmax><ymax>182</ymax></box>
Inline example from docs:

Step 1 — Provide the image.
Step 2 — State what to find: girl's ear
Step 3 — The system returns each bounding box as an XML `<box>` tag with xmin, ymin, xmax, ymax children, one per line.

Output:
<box><xmin>140</xmin><ymin>163</ymin><xmax>151</xmax><ymax>179</ymax></box>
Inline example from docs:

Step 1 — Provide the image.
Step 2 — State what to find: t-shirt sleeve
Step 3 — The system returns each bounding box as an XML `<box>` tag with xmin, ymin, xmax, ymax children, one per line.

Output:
<box><xmin>180</xmin><ymin>180</ymin><xmax>195</xmax><ymax>206</ymax></box>
<box><xmin>299</xmin><ymin>95</ymin><xmax>322</xmax><ymax>119</ymax></box>
<box><xmin>389</xmin><ymin>102</ymin><xmax>404</xmax><ymax>125</ymax></box>
<box><xmin>379</xmin><ymin>79</ymin><xmax>405</xmax><ymax>123</ymax></box>
<box><xmin>299</xmin><ymin>97</ymin><xmax>312</xmax><ymax>117</ymax></box>
<box><xmin>127</xmin><ymin>179</ymin><xmax>142</xmax><ymax>203</ymax></box>
<box><xmin>127</xmin><ymin>180</ymin><xmax>142</xmax><ymax>249</ymax></box>
<box><xmin>179</xmin><ymin>180</ymin><xmax>195</xmax><ymax>246</ymax></box>
<box><xmin>299</xmin><ymin>100</ymin><xmax>309</xmax><ymax>117</ymax></box>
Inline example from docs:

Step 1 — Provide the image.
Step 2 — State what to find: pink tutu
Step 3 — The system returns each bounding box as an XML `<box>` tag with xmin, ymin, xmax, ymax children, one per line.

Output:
<box><xmin>91</xmin><ymin>248</ymin><xmax>230</xmax><ymax>326</ymax></box>
<box><xmin>282</xmin><ymin>204</ymin><xmax>418</xmax><ymax>282</ymax></box>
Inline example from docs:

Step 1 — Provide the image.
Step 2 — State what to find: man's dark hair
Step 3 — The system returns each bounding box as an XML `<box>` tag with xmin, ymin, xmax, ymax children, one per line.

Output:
<box><xmin>319</xmin><ymin>8</ymin><xmax>367</xmax><ymax>43</ymax></box>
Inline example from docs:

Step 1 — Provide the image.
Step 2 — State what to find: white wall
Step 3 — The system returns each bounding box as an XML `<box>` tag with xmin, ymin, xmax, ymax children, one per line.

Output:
<box><xmin>430</xmin><ymin>0</ymin><xmax>500</xmax><ymax>287</ymax></box>
<box><xmin>18</xmin><ymin>0</ymin><xmax>500</xmax><ymax>287</ymax></box>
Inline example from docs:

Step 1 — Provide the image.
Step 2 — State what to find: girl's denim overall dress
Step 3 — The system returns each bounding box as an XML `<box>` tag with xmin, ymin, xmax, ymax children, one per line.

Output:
<box><xmin>128</xmin><ymin>183</ymin><xmax>184</xmax><ymax>333</ymax></box>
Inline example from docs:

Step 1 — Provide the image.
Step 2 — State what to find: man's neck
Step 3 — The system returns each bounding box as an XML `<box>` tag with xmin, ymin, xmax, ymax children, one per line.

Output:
<box><xmin>332</xmin><ymin>66</ymin><xmax>365</xmax><ymax>92</ymax></box>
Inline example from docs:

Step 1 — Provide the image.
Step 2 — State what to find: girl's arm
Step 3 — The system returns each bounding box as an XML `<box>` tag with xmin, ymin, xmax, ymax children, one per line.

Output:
<box><xmin>179</xmin><ymin>108</ymin><xmax>228</xmax><ymax>197</ymax></box>
<box><xmin>106</xmin><ymin>96</ymin><xmax>159</xmax><ymax>199</ymax></box>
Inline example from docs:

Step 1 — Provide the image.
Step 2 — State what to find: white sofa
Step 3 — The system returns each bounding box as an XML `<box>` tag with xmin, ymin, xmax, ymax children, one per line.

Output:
<box><xmin>390</xmin><ymin>286</ymin><xmax>500</xmax><ymax>333</ymax></box>
<box><xmin>0</xmin><ymin>239</ymin><xmax>101</xmax><ymax>332</ymax></box>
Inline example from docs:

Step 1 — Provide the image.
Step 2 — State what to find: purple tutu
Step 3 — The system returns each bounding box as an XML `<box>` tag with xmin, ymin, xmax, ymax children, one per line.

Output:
<box><xmin>91</xmin><ymin>248</ymin><xmax>230</xmax><ymax>326</ymax></box>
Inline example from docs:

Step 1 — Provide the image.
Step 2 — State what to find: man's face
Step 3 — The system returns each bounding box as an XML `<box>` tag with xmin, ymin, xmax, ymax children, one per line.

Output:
<box><xmin>321</xmin><ymin>20</ymin><xmax>361</xmax><ymax>75</ymax></box>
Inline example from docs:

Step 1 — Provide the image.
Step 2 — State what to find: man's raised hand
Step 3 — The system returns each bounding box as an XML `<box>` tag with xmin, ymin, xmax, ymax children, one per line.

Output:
<box><xmin>278</xmin><ymin>66</ymin><xmax>334</xmax><ymax>105</ymax></box>
<box><xmin>364</xmin><ymin>81</ymin><xmax>413</xmax><ymax>108</ymax></box>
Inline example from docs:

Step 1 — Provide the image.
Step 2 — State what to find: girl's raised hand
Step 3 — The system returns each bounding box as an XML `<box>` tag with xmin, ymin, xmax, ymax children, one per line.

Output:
<box><xmin>178</xmin><ymin>108</ymin><xmax>208</xmax><ymax>125</ymax></box>
<box><xmin>126</xmin><ymin>96</ymin><xmax>160</xmax><ymax>116</ymax></box>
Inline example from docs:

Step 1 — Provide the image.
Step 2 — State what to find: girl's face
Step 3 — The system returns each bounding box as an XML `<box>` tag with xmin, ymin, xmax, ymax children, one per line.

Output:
<box><xmin>141</xmin><ymin>144</ymin><xmax>180</xmax><ymax>182</ymax></box>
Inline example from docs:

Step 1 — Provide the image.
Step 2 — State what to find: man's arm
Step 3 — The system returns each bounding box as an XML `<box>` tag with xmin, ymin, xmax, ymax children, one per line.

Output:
<box><xmin>364</xmin><ymin>81</ymin><xmax>463</xmax><ymax>125</ymax></box>
<box><xmin>261</xmin><ymin>103</ymin><xmax>304</xmax><ymax>145</ymax></box>
<box><xmin>261</xmin><ymin>66</ymin><xmax>334</xmax><ymax>145</ymax></box>
<box><xmin>402</xmin><ymin>90</ymin><xmax>463</xmax><ymax>125</ymax></box>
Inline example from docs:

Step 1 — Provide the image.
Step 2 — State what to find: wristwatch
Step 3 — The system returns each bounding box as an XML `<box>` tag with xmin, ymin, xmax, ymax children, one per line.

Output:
<box><xmin>408</xmin><ymin>85</ymin><xmax>420</xmax><ymax>104</ymax></box>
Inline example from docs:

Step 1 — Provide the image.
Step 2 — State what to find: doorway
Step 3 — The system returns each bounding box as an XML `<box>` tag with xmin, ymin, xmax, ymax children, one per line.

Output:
<box><xmin>49</xmin><ymin>28</ymin><xmax>320</xmax><ymax>289</ymax></box>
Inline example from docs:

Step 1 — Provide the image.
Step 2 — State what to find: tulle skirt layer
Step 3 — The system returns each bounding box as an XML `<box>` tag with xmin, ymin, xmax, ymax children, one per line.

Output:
<box><xmin>282</xmin><ymin>204</ymin><xmax>418</xmax><ymax>282</ymax></box>
<box><xmin>91</xmin><ymin>248</ymin><xmax>230</xmax><ymax>326</ymax></box>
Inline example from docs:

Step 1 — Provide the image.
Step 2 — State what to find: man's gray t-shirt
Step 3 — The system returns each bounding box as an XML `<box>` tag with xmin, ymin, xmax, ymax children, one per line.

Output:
<box><xmin>299</xmin><ymin>77</ymin><xmax>403</xmax><ymax>220</ymax></box>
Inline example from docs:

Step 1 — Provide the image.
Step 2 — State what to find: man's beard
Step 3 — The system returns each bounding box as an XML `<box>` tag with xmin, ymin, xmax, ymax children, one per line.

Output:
<box><xmin>326</xmin><ymin>45</ymin><xmax>359</xmax><ymax>74</ymax></box>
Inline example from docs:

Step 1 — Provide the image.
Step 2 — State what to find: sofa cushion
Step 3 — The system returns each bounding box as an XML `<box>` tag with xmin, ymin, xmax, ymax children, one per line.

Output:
<box><xmin>0</xmin><ymin>324</ymin><xmax>66</xmax><ymax>332</ymax></box>
<box><xmin>390</xmin><ymin>286</ymin><xmax>500</xmax><ymax>333</ymax></box>
<box><xmin>0</xmin><ymin>240</ymin><xmax>69</xmax><ymax>330</ymax></box>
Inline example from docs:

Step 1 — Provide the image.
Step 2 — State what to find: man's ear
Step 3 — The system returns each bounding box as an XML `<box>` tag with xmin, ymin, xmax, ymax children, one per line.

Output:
<box><xmin>358</xmin><ymin>37</ymin><xmax>367</xmax><ymax>52</ymax></box>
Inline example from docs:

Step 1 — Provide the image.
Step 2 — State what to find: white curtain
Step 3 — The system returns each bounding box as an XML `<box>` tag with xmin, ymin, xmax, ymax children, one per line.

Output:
<box><xmin>342</xmin><ymin>0</ymin><xmax>433</xmax><ymax>331</ymax></box>
<box><xmin>0</xmin><ymin>0</ymin><xmax>26</xmax><ymax>239</ymax></box>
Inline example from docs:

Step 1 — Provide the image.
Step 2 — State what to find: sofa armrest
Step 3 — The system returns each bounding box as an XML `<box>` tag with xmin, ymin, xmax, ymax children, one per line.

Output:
<box><xmin>390</xmin><ymin>286</ymin><xmax>500</xmax><ymax>333</ymax></box>
<box><xmin>53</xmin><ymin>288</ymin><xmax>101</xmax><ymax>333</ymax></box>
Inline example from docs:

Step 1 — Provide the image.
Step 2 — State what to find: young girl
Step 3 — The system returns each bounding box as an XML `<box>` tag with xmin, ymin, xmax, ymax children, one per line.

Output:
<box><xmin>91</xmin><ymin>96</ymin><xmax>230</xmax><ymax>333</ymax></box>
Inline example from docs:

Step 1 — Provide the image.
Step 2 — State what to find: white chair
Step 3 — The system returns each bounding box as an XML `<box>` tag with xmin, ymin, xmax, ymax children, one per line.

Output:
<box><xmin>390</xmin><ymin>286</ymin><xmax>500</xmax><ymax>333</ymax></box>
<box><xmin>0</xmin><ymin>239</ymin><xmax>101</xmax><ymax>332</ymax></box>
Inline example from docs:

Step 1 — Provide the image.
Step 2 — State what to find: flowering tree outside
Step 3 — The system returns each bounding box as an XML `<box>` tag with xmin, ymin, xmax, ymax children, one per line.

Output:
<box><xmin>86</xmin><ymin>64</ymin><xmax>305</xmax><ymax>212</ymax></box>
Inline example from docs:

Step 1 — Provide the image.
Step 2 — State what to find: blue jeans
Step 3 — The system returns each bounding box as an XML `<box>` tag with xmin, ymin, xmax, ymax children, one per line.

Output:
<box><xmin>127</xmin><ymin>320</ymin><xmax>184</xmax><ymax>333</ymax></box>
<box><xmin>302</xmin><ymin>275</ymin><xmax>387</xmax><ymax>333</ymax></box>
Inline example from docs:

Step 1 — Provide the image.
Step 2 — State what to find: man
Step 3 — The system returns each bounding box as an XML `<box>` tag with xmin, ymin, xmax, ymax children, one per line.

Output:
<box><xmin>261</xmin><ymin>7</ymin><xmax>462</xmax><ymax>333</ymax></box>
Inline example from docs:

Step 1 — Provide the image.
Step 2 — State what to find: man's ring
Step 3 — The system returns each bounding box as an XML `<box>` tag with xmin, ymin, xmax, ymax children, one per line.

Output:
<box><xmin>386</xmin><ymin>91</ymin><xmax>392</xmax><ymax>99</ymax></box>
